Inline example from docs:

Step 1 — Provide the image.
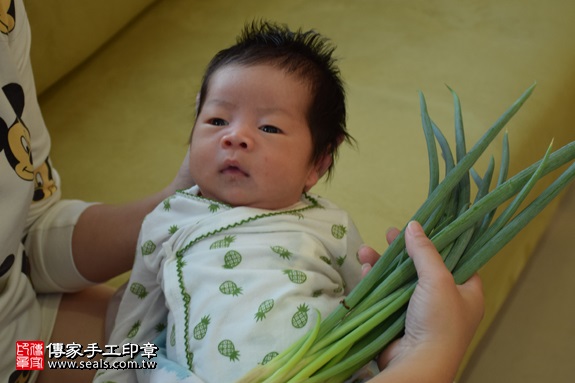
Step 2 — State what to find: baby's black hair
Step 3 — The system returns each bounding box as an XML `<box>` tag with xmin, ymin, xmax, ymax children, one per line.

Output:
<box><xmin>195</xmin><ymin>20</ymin><xmax>353</xmax><ymax>179</ymax></box>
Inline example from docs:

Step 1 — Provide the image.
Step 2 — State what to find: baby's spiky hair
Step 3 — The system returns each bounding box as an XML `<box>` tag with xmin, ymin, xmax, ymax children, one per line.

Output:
<box><xmin>195</xmin><ymin>20</ymin><xmax>352</xmax><ymax>179</ymax></box>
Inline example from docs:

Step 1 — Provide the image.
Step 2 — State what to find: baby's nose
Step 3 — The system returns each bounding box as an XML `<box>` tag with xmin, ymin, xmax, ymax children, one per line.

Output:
<box><xmin>221</xmin><ymin>127</ymin><xmax>252</xmax><ymax>149</ymax></box>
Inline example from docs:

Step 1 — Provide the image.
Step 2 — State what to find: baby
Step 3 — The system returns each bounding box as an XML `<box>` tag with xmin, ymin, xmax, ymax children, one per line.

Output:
<box><xmin>95</xmin><ymin>21</ymin><xmax>371</xmax><ymax>383</ymax></box>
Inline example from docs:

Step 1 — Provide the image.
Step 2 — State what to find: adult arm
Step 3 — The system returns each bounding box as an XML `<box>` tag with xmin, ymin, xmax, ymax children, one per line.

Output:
<box><xmin>71</xmin><ymin>193</ymin><xmax>170</xmax><ymax>282</ymax></box>
<box><xmin>28</xmin><ymin>149</ymin><xmax>192</xmax><ymax>292</ymax></box>
<box><xmin>73</xmin><ymin>150</ymin><xmax>193</xmax><ymax>283</ymax></box>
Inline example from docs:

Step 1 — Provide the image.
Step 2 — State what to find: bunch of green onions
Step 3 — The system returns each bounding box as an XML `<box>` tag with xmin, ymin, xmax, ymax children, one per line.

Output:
<box><xmin>238</xmin><ymin>83</ymin><xmax>575</xmax><ymax>383</ymax></box>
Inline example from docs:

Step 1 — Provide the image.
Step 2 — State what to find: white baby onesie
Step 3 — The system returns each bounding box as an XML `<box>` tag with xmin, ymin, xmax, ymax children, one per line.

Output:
<box><xmin>97</xmin><ymin>186</ymin><xmax>365</xmax><ymax>383</ymax></box>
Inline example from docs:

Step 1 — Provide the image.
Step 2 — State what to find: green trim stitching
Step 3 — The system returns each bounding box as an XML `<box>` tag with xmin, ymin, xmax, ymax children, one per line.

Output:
<box><xmin>174</xmin><ymin>194</ymin><xmax>321</xmax><ymax>371</ymax></box>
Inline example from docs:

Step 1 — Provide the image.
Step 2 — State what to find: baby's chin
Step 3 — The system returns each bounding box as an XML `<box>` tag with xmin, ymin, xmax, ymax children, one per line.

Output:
<box><xmin>198</xmin><ymin>188</ymin><xmax>300</xmax><ymax>211</ymax></box>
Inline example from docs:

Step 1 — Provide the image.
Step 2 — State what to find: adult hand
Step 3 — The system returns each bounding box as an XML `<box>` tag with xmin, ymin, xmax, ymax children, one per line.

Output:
<box><xmin>358</xmin><ymin>227</ymin><xmax>401</xmax><ymax>277</ymax></box>
<box><xmin>73</xmin><ymin>147</ymin><xmax>195</xmax><ymax>283</ymax></box>
<box><xmin>164</xmin><ymin>147</ymin><xmax>195</xmax><ymax>196</ymax></box>
<box><xmin>358</xmin><ymin>221</ymin><xmax>484</xmax><ymax>383</ymax></box>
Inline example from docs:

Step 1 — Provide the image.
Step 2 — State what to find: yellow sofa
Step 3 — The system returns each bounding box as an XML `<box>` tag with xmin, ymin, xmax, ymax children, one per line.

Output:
<box><xmin>27</xmin><ymin>0</ymin><xmax>575</xmax><ymax>376</ymax></box>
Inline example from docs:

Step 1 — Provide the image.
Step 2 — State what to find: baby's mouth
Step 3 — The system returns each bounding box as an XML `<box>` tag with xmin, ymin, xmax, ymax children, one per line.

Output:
<box><xmin>221</xmin><ymin>163</ymin><xmax>249</xmax><ymax>177</ymax></box>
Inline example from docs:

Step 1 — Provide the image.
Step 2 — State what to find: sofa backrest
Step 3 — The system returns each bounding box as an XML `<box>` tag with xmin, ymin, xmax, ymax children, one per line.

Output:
<box><xmin>26</xmin><ymin>0</ymin><xmax>158</xmax><ymax>94</ymax></box>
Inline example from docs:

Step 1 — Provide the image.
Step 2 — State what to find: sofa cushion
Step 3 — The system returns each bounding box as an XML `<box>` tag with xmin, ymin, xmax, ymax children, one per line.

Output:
<box><xmin>26</xmin><ymin>0</ymin><xmax>157</xmax><ymax>94</ymax></box>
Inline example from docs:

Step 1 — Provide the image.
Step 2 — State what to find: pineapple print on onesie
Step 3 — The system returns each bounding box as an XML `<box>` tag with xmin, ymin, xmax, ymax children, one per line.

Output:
<box><xmin>167</xmin><ymin>191</ymin><xmax>365</xmax><ymax>382</ymax></box>
<box><xmin>97</xmin><ymin>186</ymin><xmax>365</xmax><ymax>383</ymax></box>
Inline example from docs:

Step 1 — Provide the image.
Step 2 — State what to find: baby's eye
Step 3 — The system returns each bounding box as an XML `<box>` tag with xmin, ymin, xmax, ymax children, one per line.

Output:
<box><xmin>209</xmin><ymin>118</ymin><xmax>228</xmax><ymax>126</ymax></box>
<box><xmin>259</xmin><ymin>125</ymin><xmax>282</xmax><ymax>134</ymax></box>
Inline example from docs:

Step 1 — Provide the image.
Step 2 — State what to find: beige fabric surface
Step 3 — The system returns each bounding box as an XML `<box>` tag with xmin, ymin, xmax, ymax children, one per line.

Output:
<box><xmin>32</xmin><ymin>0</ymin><xmax>575</xmax><ymax>374</ymax></box>
<box><xmin>26</xmin><ymin>0</ymin><xmax>158</xmax><ymax>93</ymax></box>
<box><xmin>462</xmin><ymin>182</ymin><xmax>575</xmax><ymax>382</ymax></box>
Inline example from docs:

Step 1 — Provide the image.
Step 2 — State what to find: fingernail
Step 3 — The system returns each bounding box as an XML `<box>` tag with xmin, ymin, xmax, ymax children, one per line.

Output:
<box><xmin>407</xmin><ymin>220</ymin><xmax>422</xmax><ymax>235</ymax></box>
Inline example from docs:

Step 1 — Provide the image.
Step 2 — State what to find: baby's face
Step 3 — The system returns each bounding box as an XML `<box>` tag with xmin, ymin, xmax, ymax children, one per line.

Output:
<box><xmin>189</xmin><ymin>64</ymin><xmax>323</xmax><ymax>210</ymax></box>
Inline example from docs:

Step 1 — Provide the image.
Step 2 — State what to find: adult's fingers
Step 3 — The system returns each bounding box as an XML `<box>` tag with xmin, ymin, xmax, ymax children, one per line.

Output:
<box><xmin>404</xmin><ymin>221</ymin><xmax>447</xmax><ymax>281</ymax></box>
<box><xmin>386</xmin><ymin>227</ymin><xmax>401</xmax><ymax>245</ymax></box>
<box><xmin>457</xmin><ymin>273</ymin><xmax>485</xmax><ymax>322</ymax></box>
<box><xmin>376</xmin><ymin>338</ymin><xmax>402</xmax><ymax>370</ymax></box>
<box><xmin>459</xmin><ymin>273</ymin><xmax>483</xmax><ymax>296</ymax></box>
<box><xmin>357</xmin><ymin>245</ymin><xmax>380</xmax><ymax>276</ymax></box>
<box><xmin>358</xmin><ymin>226</ymin><xmax>408</xmax><ymax>277</ymax></box>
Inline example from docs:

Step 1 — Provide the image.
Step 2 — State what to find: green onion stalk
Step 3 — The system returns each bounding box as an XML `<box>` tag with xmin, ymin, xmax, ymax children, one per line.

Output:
<box><xmin>237</xmin><ymin>83</ymin><xmax>575</xmax><ymax>383</ymax></box>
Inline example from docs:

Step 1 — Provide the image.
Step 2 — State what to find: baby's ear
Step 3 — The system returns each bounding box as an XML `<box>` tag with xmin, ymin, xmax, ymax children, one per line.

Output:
<box><xmin>304</xmin><ymin>153</ymin><xmax>332</xmax><ymax>192</ymax></box>
<box><xmin>318</xmin><ymin>134</ymin><xmax>346</xmax><ymax>178</ymax></box>
<box><xmin>195</xmin><ymin>92</ymin><xmax>201</xmax><ymax>116</ymax></box>
<box><xmin>316</xmin><ymin>153</ymin><xmax>333</xmax><ymax>180</ymax></box>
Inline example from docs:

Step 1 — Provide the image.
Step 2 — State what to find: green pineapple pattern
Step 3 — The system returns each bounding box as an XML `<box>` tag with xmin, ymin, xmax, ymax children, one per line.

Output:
<box><xmin>271</xmin><ymin>245</ymin><xmax>292</xmax><ymax>260</ymax></box>
<box><xmin>169</xmin><ymin>225</ymin><xmax>179</xmax><ymax>235</ymax></box>
<box><xmin>193</xmin><ymin>315</ymin><xmax>211</xmax><ymax>340</ymax></box>
<box><xmin>186</xmin><ymin>351</ymin><xmax>194</xmax><ymax>370</ymax></box>
<box><xmin>261</xmin><ymin>351</ymin><xmax>279</xmax><ymax>365</ymax></box>
<box><xmin>208</xmin><ymin>203</ymin><xmax>220</xmax><ymax>213</ymax></box>
<box><xmin>177</xmin><ymin>257</ymin><xmax>187</xmax><ymax>269</ymax></box>
<box><xmin>141</xmin><ymin>240</ymin><xmax>156</xmax><ymax>256</ymax></box>
<box><xmin>129</xmin><ymin>282</ymin><xmax>148</xmax><ymax>299</ymax></box>
<box><xmin>331</xmin><ymin>224</ymin><xmax>347</xmax><ymax>239</ymax></box>
<box><xmin>312</xmin><ymin>289</ymin><xmax>323</xmax><ymax>297</ymax></box>
<box><xmin>219</xmin><ymin>280</ymin><xmax>243</xmax><ymax>296</ymax></box>
<box><xmin>254</xmin><ymin>299</ymin><xmax>275</xmax><ymax>322</ymax></box>
<box><xmin>223</xmin><ymin>250</ymin><xmax>242</xmax><ymax>269</ymax></box>
<box><xmin>319</xmin><ymin>255</ymin><xmax>332</xmax><ymax>265</ymax></box>
<box><xmin>163</xmin><ymin>196</ymin><xmax>174</xmax><ymax>211</ymax></box>
<box><xmin>287</xmin><ymin>211</ymin><xmax>304</xmax><ymax>219</ymax></box>
<box><xmin>165</xmin><ymin>193</ymin><xmax>328</xmax><ymax>373</ymax></box>
<box><xmin>155</xmin><ymin>322</ymin><xmax>166</xmax><ymax>333</ymax></box>
<box><xmin>283</xmin><ymin>269</ymin><xmax>307</xmax><ymax>284</ymax></box>
<box><xmin>336</xmin><ymin>255</ymin><xmax>347</xmax><ymax>266</ymax></box>
<box><xmin>127</xmin><ymin>321</ymin><xmax>141</xmax><ymax>339</ymax></box>
<box><xmin>170</xmin><ymin>324</ymin><xmax>176</xmax><ymax>347</ymax></box>
<box><xmin>218</xmin><ymin>339</ymin><xmax>240</xmax><ymax>362</ymax></box>
<box><xmin>291</xmin><ymin>304</ymin><xmax>310</xmax><ymax>329</ymax></box>
<box><xmin>210</xmin><ymin>235</ymin><xmax>236</xmax><ymax>249</ymax></box>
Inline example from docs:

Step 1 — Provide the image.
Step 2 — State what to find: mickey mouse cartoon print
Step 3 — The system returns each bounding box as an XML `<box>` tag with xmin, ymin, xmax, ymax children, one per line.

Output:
<box><xmin>0</xmin><ymin>83</ymin><xmax>33</xmax><ymax>181</ymax></box>
<box><xmin>0</xmin><ymin>83</ymin><xmax>56</xmax><ymax>201</ymax></box>
<box><xmin>0</xmin><ymin>0</ymin><xmax>15</xmax><ymax>35</ymax></box>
